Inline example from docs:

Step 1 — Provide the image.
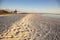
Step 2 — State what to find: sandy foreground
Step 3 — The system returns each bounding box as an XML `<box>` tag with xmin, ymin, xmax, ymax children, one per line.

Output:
<box><xmin>0</xmin><ymin>14</ymin><xmax>60</xmax><ymax>40</ymax></box>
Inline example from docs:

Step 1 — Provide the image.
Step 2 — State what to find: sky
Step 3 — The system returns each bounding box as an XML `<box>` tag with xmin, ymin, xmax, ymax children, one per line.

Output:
<box><xmin>0</xmin><ymin>0</ymin><xmax>60</xmax><ymax>13</ymax></box>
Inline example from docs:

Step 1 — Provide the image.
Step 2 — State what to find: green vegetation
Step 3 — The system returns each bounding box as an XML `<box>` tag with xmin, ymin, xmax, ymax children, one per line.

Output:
<box><xmin>0</xmin><ymin>10</ymin><xmax>17</xmax><ymax>15</ymax></box>
<box><xmin>0</xmin><ymin>10</ymin><xmax>11</xmax><ymax>15</ymax></box>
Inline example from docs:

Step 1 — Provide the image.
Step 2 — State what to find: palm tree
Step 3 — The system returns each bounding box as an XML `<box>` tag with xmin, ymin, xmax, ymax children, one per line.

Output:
<box><xmin>14</xmin><ymin>9</ymin><xmax>17</xmax><ymax>14</ymax></box>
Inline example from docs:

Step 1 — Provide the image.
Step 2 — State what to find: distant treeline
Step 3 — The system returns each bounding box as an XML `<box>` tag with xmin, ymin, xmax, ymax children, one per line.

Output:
<box><xmin>0</xmin><ymin>10</ymin><xmax>17</xmax><ymax>15</ymax></box>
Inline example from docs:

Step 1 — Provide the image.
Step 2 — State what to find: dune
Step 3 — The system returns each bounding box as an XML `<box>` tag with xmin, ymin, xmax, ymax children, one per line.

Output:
<box><xmin>0</xmin><ymin>14</ymin><xmax>60</xmax><ymax>40</ymax></box>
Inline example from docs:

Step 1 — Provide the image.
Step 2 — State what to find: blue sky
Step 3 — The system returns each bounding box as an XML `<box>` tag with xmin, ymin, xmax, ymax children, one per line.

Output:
<box><xmin>0</xmin><ymin>0</ymin><xmax>60</xmax><ymax>13</ymax></box>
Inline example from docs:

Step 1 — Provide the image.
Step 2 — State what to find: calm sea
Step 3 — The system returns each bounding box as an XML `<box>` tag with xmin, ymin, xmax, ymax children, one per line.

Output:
<box><xmin>40</xmin><ymin>14</ymin><xmax>60</xmax><ymax>20</ymax></box>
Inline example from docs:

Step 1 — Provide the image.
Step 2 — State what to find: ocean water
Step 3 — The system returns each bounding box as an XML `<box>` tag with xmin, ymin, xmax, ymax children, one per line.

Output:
<box><xmin>40</xmin><ymin>14</ymin><xmax>60</xmax><ymax>20</ymax></box>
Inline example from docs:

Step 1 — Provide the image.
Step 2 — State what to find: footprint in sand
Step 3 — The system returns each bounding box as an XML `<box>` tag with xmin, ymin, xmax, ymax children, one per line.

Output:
<box><xmin>0</xmin><ymin>14</ymin><xmax>60</xmax><ymax>40</ymax></box>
